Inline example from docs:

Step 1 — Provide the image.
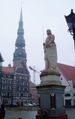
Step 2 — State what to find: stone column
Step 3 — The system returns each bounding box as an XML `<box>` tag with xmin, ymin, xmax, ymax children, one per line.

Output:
<box><xmin>36</xmin><ymin>72</ymin><xmax>68</xmax><ymax>119</ymax></box>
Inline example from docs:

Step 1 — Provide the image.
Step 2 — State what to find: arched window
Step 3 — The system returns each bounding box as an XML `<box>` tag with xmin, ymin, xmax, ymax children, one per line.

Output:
<box><xmin>50</xmin><ymin>93</ymin><xmax>56</xmax><ymax>110</ymax></box>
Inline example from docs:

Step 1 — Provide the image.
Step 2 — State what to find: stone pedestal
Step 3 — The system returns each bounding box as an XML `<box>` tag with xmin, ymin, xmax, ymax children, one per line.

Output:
<box><xmin>36</xmin><ymin>73</ymin><xmax>68</xmax><ymax>119</ymax></box>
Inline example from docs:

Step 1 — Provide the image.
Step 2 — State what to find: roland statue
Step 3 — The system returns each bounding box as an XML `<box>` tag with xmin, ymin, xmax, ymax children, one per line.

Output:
<box><xmin>41</xmin><ymin>29</ymin><xmax>59</xmax><ymax>75</ymax></box>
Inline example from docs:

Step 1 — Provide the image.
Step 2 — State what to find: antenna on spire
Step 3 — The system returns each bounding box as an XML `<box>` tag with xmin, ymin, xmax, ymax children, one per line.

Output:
<box><xmin>20</xmin><ymin>2</ymin><xmax>23</xmax><ymax>22</ymax></box>
<box><xmin>20</xmin><ymin>9</ymin><xmax>22</xmax><ymax>22</ymax></box>
<box><xmin>20</xmin><ymin>0</ymin><xmax>23</xmax><ymax>22</ymax></box>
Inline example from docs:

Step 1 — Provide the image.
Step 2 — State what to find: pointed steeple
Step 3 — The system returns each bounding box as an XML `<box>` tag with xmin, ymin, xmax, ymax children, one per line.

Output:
<box><xmin>18</xmin><ymin>8</ymin><xmax>24</xmax><ymax>35</ymax></box>
<box><xmin>13</xmin><ymin>9</ymin><xmax>27</xmax><ymax>67</ymax></box>
<box><xmin>15</xmin><ymin>9</ymin><xmax>25</xmax><ymax>48</ymax></box>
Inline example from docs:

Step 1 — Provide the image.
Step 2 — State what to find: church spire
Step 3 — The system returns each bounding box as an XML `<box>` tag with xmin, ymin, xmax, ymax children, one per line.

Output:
<box><xmin>17</xmin><ymin>8</ymin><xmax>24</xmax><ymax>35</ymax></box>
<box><xmin>13</xmin><ymin>9</ymin><xmax>27</xmax><ymax>67</ymax></box>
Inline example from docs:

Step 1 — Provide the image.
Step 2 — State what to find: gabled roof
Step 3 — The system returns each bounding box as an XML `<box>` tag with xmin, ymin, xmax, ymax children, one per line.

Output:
<box><xmin>1</xmin><ymin>63</ymin><xmax>75</xmax><ymax>88</ymax></box>
<box><xmin>2</xmin><ymin>67</ymin><xmax>15</xmax><ymax>74</ymax></box>
<box><xmin>58</xmin><ymin>63</ymin><xmax>75</xmax><ymax>88</ymax></box>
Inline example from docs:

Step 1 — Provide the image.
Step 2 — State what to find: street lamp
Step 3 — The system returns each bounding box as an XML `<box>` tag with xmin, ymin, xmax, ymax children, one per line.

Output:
<box><xmin>65</xmin><ymin>9</ymin><xmax>75</xmax><ymax>49</ymax></box>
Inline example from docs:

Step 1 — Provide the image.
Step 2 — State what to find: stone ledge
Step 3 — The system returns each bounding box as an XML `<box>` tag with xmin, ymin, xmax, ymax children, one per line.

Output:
<box><xmin>40</xmin><ymin>74</ymin><xmax>61</xmax><ymax>85</ymax></box>
<box><xmin>40</xmin><ymin>71</ymin><xmax>60</xmax><ymax>77</ymax></box>
<box><xmin>36</xmin><ymin>84</ymin><xmax>66</xmax><ymax>89</ymax></box>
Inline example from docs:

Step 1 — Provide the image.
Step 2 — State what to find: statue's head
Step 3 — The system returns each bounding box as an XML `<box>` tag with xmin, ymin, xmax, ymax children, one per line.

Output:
<box><xmin>46</xmin><ymin>29</ymin><xmax>51</xmax><ymax>36</ymax></box>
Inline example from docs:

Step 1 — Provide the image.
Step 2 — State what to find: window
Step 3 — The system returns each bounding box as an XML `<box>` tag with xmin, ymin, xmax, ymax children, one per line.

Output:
<box><xmin>65</xmin><ymin>99</ymin><xmax>71</xmax><ymax>106</ymax></box>
<box><xmin>2</xmin><ymin>93</ymin><xmax>6</xmax><ymax>96</ymax></box>
<box><xmin>17</xmin><ymin>86</ymin><xmax>21</xmax><ymax>91</ymax></box>
<box><xmin>21</xmin><ymin>93</ymin><xmax>23</xmax><ymax>96</ymax></box>
<box><xmin>25</xmin><ymin>88</ymin><xmax>27</xmax><ymax>91</ymax></box>
<box><xmin>73</xmin><ymin>94</ymin><xmax>75</xmax><ymax>96</ymax></box>
<box><xmin>65</xmin><ymin>94</ymin><xmax>71</xmax><ymax>96</ymax></box>
<box><xmin>2</xmin><ymin>79</ymin><xmax>6</xmax><ymax>83</ymax></box>
<box><xmin>8</xmin><ymin>86</ymin><xmax>11</xmax><ymax>90</ymax></box>
<box><xmin>23</xmin><ymin>87</ymin><xmax>25</xmax><ymax>91</ymax></box>
<box><xmin>38</xmin><ymin>97</ymin><xmax>40</xmax><ymax>107</ymax></box>
<box><xmin>20</xmin><ymin>76</ymin><xmax>22</xmax><ymax>79</ymax></box>
<box><xmin>2</xmin><ymin>86</ymin><xmax>6</xmax><ymax>90</ymax></box>
<box><xmin>23</xmin><ymin>81</ymin><xmax>25</xmax><ymax>85</ymax></box>
<box><xmin>61</xmin><ymin>77</ymin><xmax>63</xmax><ymax>80</ymax></box>
<box><xmin>50</xmin><ymin>93</ymin><xmax>56</xmax><ymax>110</ymax></box>
<box><xmin>7</xmin><ymin>92</ymin><xmax>9</xmax><ymax>96</ymax></box>
<box><xmin>9</xmin><ymin>80</ymin><xmax>11</xmax><ymax>84</ymax></box>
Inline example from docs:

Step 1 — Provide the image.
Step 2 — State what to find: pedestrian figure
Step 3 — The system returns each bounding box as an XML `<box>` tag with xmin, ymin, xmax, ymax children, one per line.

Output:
<box><xmin>0</xmin><ymin>103</ymin><xmax>6</xmax><ymax>119</ymax></box>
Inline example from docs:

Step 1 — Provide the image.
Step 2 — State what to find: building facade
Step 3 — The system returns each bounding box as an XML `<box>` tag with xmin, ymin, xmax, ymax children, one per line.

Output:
<box><xmin>1</xmin><ymin>70</ymin><xmax>14</xmax><ymax>105</ymax></box>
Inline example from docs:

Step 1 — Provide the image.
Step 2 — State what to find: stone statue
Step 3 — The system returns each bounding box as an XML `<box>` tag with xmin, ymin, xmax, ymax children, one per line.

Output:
<box><xmin>42</xmin><ymin>29</ymin><xmax>58</xmax><ymax>74</ymax></box>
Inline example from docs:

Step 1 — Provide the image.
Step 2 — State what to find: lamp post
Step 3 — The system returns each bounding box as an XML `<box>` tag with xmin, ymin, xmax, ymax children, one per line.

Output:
<box><xmin>65</xmin><ymin>9</ymin><xmax>75</xmax><ymax>49</ymax></box>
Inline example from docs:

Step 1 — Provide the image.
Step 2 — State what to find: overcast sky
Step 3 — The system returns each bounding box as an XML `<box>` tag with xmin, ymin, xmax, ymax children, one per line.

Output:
<box><xmin>0</xmin><ymin>0</ymin><xmax>75</xmax><ymax>84</ymax></box>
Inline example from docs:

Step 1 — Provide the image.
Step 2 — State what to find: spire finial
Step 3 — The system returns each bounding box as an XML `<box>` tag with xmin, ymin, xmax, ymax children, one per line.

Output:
<box><xmin>20</xmin><ymin>8</ymin><xmax>23</xmax><ymax>22</ymax></box>
<box><xmin>21</xmin><ymin>0</ymin><xmax>22</xmax><ymax>8</ymax></box>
